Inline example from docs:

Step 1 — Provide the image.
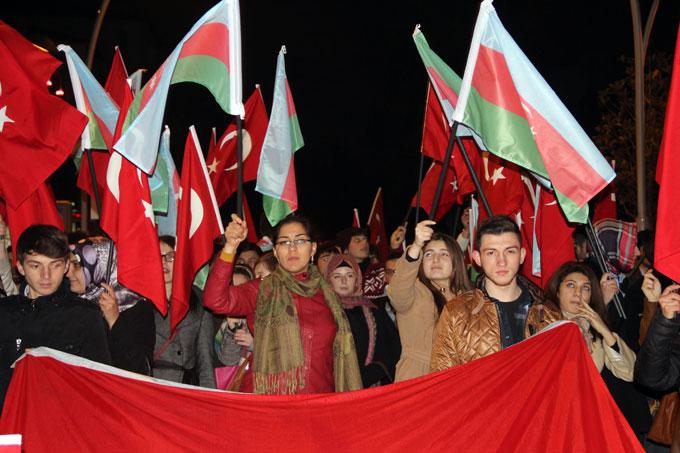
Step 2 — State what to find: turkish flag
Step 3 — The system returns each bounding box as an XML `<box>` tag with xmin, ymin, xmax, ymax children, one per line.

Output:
<box><xmin>103</xmin><ymin>151</ymin><xmax>166</xmax><ymax>314</ymax></box>
<box><xmin>242</xmin><ymin>195</ymin><xmax>259</xmax><ymax>244</ymax></box>
<box><xmin>208</xmin><ymin>86</ymin><xmax>268</xmax><ymax>206</ymax></box>
<box><xmin>478</xmin><ymin>152</ymin><xmax>524</xmax><ymax>221</ymax></box>
<box><xmin>207</xmin><ymin>126</ymin><xmax>217</xmax><ymax>159</ymax></box>
<box><xmin>170</xmin><ymin>127</ymin><xmax>224</xmax><ymax>330</ymax></box>
<box><xmin>100</xmin><ymin>87</ymin><xmax>165</xmax><ymax>313</ymax></box>
<box><xmin>592</xmin><ymin>161</ymin><xmax>617</xmax><ymax>223</ymax></box>
<box><xmin>368</xmin><ymin>188</ymin><xmax>389</xmax><ymax>262</ymax></box>
<box><xmin>535</xmin><ymin>188</ymin><xmax>576</xmax><ymax>285</ymax></box>
<box><xmin>78</xmin><ymin>48</ymin><xmax>131</xmax><ymax>202</ymax></box>
<box><xmin>518</xmin><ymin>176</ymin><xmax>541</xmax><ymax>287</ymax></box>
<box><xmin>420</xmin><ymin>82</ymin><xmax>480</xmax><ymax>204</ymax></box>
<box><xmin>77</xmin><ymin>150</ymin><xmax>110</xmax><ymax>204</ymax></box>
<box><xmin>0</xmin><ymin>21</ymin><xmax>87</xmax><ymax>209</ymax></box>
<box><xmin>655</xmin><ymin>26</ymin><xmax>680</xmax><ymax>283</ymax></box>
<box><xmin>103</xmin><ymin>47</ymin><xmax>129</xmax><ymax>108</ymax></box>
<box><xmin>411</xmin><ymin>161</ymin><xmax>458</xmax><ymax>221</ymax></box>
<box><xmin>2</xmin><ymin>183</ymin><xmax>63</xmax><ymax>263</ymax></box>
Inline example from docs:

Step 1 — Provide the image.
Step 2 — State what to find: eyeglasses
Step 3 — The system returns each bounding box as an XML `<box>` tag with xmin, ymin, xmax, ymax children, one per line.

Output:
<box><xmin>274</xmin><ymin>239</ymin><xmax>311</xmax><ymax>249</ymax></box>
<box><xmin>161</xmin><ymin>251</ymin><xmax>176</xmax><ymax>263</ymax></box>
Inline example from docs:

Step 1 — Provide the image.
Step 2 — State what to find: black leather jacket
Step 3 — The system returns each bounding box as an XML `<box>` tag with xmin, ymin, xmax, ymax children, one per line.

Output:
<box><xmin>635</xmin><ymin>310</ymin><xmax>680</xmax><ymax>393</ymax></box>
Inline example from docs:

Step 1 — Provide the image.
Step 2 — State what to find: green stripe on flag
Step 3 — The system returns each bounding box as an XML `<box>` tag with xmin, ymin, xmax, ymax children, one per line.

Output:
<box><xmin>87</xmin><ymin>112</ymin><xmax>107</xmax><ymax>151</ymax></box>
<box><xmin>413</xmin><ymin>31</ymin><xmax>463</xmax><ymax>94</ymax></box>
<box><xmin>172</xmin><ymin>55</ymin><xmax>231</xmax><ymax>113</ymax></box>
<box><xmin>122</xmin><ymin>91</ymin><xmax>144</xmax><ymax>132</ymax></box>
<box><xmin>462</xmin><ymin>87</ymin><xmax>547</xmax><ymax>176</ymax></box>
<box><xmin>290</xmin><ymin>115</ymin><xmax>304</xmax><ymax>152</ymax></box>
<box><xmin>462</xmin><ymin>86</ymin><xmax>588</xmax><ymax>222</ymax></box>
<box><xmin>263</xmin><ymin>194</ymin><xmax>293</xmax><ymax>226</ymax></box>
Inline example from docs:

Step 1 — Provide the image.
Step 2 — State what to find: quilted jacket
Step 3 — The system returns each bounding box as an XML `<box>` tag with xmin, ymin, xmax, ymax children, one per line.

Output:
<box><xmin>430</xmin><ymin>277</ymin><xmax>561</xmax><ymax>371</ymax></box>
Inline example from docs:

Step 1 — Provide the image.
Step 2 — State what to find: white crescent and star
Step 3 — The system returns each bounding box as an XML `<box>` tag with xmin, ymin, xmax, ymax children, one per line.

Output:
<box><xmin>490</xmin><ymin>167</ymin><xmax>506</xmax><ymax>185</ymax></box>
<box><xmin>142</xmin><ymin>199</ymin><xmax>155</xmax><ymax>226</ymax></box>
<box><xmin>189</xmin><ymin>188</ymin><xmax>204</xmax><ymax>239</ymax></box>
<box><xmin>219</xmin><ymin>128</ymin><xmax>253</xmax><ymax>171</ymax></box>
<box><xmin>207</xmin><ymin>158</ymin><xmax>219</xmax><ymax>174</ymax></box>
<box><xmin>0</xmin><ymin>81</ymin><xmax>15</xmax><ymax>134</ymax></box>
<box><xmin>106</xmin><ymin>153</ymin><xmax>123</xmax><ymax>203</ymax></box>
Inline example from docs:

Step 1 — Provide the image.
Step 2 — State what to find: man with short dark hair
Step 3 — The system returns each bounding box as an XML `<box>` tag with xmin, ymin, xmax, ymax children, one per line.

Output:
<box><xmin>430</xmin><ymin>215</ymin><xmax>560</xmax><ymax>371</ymax></box>
<box><xmin>336</xmin><ymin>227</ymin><xmax>371</xmax><ymax>273</ymax></box>
<box><xmin>0</xmin><ymin>225</ymin><xmax>111</xmax><ymax>409</ymax></box>
<box><xmin>572</xmin><ymin>226</ymin><xmax>602</xmax><ymax>280</ymax></box>
<box><xmin>236</xmin><ymin>241</ymin><xmax>262</xmax><ymax>271</ymax></box>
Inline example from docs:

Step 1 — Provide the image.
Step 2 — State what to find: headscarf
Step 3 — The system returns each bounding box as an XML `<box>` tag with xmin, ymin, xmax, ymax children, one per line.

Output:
<box><xmin>71</xmin><ymin>240</ymin><xmax>142</xmax><ymax>313</ymax></box>
<box><xmin>324</xmin><ymin>254</ymin><xmax>377</xmax><ymax>366</ymax></box>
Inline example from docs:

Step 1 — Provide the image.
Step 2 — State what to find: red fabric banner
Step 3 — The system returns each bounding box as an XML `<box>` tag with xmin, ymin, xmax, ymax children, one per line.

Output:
<box><xmin>655</xmin><ymin>26</ymin><xmax>680</xmax><ymax>283</ymax></box>
<box><xmin>0</xmin><ymin>323</ymin><xmax>641</xmax><ymax>452</ymax></box>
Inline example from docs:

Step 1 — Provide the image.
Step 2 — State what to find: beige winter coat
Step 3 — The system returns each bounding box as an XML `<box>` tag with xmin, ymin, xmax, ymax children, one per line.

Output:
<box><xmin>386</xmin><ymin>251</ymin><xmax>439</xmax><ymax>382</ymax></box>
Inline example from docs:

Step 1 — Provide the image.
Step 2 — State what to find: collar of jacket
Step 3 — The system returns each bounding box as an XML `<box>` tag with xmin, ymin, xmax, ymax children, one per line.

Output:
<box><xmin>475</xmin><ymin>274</ymin><xmax>545</xmax><ymax>306</ymax></box>
<box><xmin>19</xmin><ymin>280</ymin><xmax>72</xmax><ymax>308</ymax></box>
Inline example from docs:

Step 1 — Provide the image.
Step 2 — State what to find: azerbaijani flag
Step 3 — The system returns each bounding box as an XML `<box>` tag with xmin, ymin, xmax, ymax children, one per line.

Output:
<box><xmin>255</xmin><ymin>46</ymin><xmax>304</xmax><ymax>226</ymax></box>
<box><xmin>114</xmin><ymin>0</ymin><xmax>243</xmax><ymax>174</ymax></box>
<box><xmin>413</xmin><ymin>26</ymin><xmax>482</xmax><ymax>143</ymax></box>
<box><xmin>58</xmin><ymin>45</ymin><xmax>119</xmax><ymax>157</ymax></box>
<box><xmin>452</xmin><ymin>0</ymin><xmax>615</xmax><ymax>223</ymax></box>
<box><xmin>150</xmin><ymin>126</ymin><xmax>181</xmax><ymax>237</ymax></box>
<box><xmin>413</xmin><ymin>26</ymin><xmax>463</xmax><ymax>125</ymax></box>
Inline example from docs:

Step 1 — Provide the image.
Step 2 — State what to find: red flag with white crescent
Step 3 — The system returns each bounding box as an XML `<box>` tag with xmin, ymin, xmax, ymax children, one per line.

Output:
<box><xmin>171</xmin><ymin>126</ymin><xmax>224</xmax><ymax>330</ymax></box>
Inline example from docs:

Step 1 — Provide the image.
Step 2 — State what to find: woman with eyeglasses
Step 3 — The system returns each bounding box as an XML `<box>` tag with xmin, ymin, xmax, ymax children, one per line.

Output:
<box><xmin>152</xmin><ymin>236</ymin><xmax>216</xmax><ymax>388</ymax></box>
<box><xmin>203</xmin><ymin>214</ymin><xmax>362</xmax><ymax>395</ymax></box>
<box><xmin>67</xmin><ymin>240</ymin><xmax>155</xmax><ymax>375</ymax></box>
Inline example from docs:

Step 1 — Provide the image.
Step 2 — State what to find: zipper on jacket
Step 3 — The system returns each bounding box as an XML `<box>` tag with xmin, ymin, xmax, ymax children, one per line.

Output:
<box><xmin>16</xmin><ymin>338</ymin><xmax>22</xmax><ymax>353</ymax></box>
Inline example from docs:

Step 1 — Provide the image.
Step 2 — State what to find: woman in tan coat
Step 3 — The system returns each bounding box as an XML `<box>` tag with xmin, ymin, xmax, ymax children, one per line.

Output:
<box><xmin>387</xmin><ymin>220</ymin><xmax>471</xmax><ymax>381</ymax></box>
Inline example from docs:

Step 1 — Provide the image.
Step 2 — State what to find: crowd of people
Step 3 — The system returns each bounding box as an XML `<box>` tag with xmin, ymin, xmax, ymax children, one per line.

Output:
<box><xmin>0</xmin><ymin>209</ymin><xmax>679</xmax><ymax>450</ymax></box>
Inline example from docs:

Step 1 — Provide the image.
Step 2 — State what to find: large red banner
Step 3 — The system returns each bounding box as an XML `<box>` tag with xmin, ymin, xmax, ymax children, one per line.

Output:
<box><xmin>0</xmin><ymin>323</ymin><xmax>641</xmax><ymax>452</ymax></box>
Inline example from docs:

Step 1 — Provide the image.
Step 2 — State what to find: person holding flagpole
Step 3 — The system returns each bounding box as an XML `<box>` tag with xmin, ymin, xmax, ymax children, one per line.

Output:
<box><xmin>387</xmin><ymin>219</ymin><xmax>471</xmax><ymax>382</ymax></box>
<box><xmin>203</xmin><ymin>214</ymin><xmax>362</xmax><ymax>395</ymax></box>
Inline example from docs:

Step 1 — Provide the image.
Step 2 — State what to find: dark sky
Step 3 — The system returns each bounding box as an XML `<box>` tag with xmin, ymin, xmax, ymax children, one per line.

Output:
<box><xmin>4</xmin><ymin>0</ymin><xmax>679</xmax><ymax>239</ymax></box>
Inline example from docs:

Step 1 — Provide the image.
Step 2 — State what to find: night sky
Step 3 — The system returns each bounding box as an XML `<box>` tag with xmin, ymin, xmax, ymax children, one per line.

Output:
<box><xmin>4</xmin><ymin>0</ymin><xmax>679</xmax><ymax>240</ymax></box>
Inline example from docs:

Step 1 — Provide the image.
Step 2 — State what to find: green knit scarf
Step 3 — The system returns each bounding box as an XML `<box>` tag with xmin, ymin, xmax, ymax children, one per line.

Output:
<box><xmin>253</xmin><ymin>264</ymin><xmax>362</xmax><ymax>395</ymax></box>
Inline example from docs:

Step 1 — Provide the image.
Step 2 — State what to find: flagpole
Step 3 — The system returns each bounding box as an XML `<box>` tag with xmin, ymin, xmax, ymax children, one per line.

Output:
<box><xmin>402</xmin><ymin>206</ymin><xmax>412</xmax><ymax>226</ymax></box>
<box><xmin>415</xmin><ymin>151</ymin><xmax>425</xmax><ymax>224</ymax></box>
<box><xmin>236</xmin><ymin>116</ymin><xmax>244</xmax><ymax>218</ymax></box>
<box><xmin>454</xmin><ymin>133</ymin><xmax>492</xmax><ymax>217</ymax></box>
<box><xmin>452</xmin><ymin>204</ymin><xmax>462</xmax><ymax>237</ymax></box>
<box><xmin>429</xmin><ymin>121</ymin><xmax>458</xmax><ymax>221</ymax></box>
<box><xmin>586</xmin><ymin>218</ymin><xmax>625</xmax><ymax>319</ymax></box>
<box><xmin>368</xmin><ymin>187</ymin><xmax>382</xmax><ymax>225</ymax></box>
<box><xmin>80</xmin><ymin>0</ymin><xmax>111</xmax><ymax>231</ymax></box>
